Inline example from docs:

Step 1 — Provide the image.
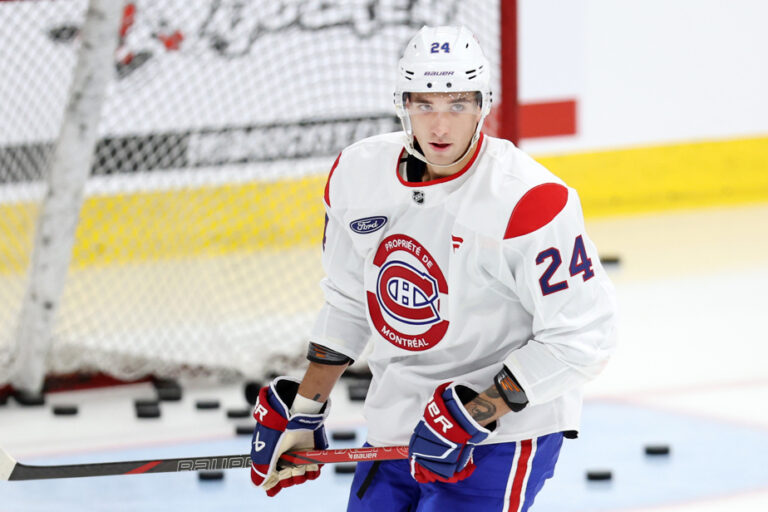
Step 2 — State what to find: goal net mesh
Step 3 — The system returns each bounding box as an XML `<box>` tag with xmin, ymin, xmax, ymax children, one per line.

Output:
<box><xmin>0</xmin><ymin>0</ymin><xmax>503</xmax><ymax>385</ymax></box>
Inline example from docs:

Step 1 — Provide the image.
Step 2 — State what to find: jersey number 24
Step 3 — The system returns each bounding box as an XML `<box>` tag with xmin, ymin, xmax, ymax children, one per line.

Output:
<box><xmin>536</xmin><ymin>235</ymin><xmax>594</xmax><ymax>296</ymax></box>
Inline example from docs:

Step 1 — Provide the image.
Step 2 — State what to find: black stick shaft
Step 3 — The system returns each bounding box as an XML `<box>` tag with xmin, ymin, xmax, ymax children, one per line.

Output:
<box><xmin>9</xmin><ymin>454</ymin><xmax>251</xmax><ymax>481</ymax></box>
<box><xmin>4</xmin><ymin>446</ymin><xmax>409</xmax><ymax>481</ymax></box>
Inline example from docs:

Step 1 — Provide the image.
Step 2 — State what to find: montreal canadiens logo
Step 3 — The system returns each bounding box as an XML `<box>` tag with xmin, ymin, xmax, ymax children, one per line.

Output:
<box><xmin>377</xmin><ymin>261</ymin><xmax>439</xmax><ymax>325</ymax></box>
<box><xmin>367</xmin><ymin>234</ymin><xmax>449</xmax><ymax>351</ymax></box>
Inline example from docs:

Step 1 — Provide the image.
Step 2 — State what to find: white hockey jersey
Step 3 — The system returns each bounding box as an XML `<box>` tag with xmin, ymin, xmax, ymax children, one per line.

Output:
<box><xmin>311</xmin><ymin>131</ymin><xmax>618</xmax><ymax>447</ymax></box>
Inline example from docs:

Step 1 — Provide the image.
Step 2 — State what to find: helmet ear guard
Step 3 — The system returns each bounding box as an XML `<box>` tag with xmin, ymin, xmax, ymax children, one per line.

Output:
<box><xmin>394</xmin><ymin>25</ymin><xmax>493</xmax><ymax>167</ymax></box>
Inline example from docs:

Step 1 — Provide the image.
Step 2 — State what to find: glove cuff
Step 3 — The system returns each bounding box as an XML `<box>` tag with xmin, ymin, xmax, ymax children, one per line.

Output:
<box><xmin>265</xmin><ymin>376</ymin><xmax>331</xmax><ymax>423</ymax></box>
<box><xmin>444</xmin><ymin>384</ymin><xmax>494</xmax><ymax>444</ymax></box>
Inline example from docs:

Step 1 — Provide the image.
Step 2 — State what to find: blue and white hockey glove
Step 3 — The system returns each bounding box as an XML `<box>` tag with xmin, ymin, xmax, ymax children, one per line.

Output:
<box><xmin>249</xmin><ymin>377</ymin><xmax>329</xmax><ymax>497</ymax></box>
<box><xmin>409</xmin><ymin>382</ymin><xmax>494</xmax><ymax>483</ymax></box>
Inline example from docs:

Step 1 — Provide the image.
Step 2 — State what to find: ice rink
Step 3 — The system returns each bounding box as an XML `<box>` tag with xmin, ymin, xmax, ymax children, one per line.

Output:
<box><xmin>1</xmin><ymin>204</ymin><xmax>767</xmax><ymax>511</ymax></box>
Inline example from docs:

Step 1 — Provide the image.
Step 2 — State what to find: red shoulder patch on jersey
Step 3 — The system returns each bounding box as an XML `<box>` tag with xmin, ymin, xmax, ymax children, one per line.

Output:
<box><xmin>323</xmin><ymin>152</ymin><xmax>342</xmax><ymax>207</ymax></box>
<box><xmin>503</xmin><ymin>183</ymin><xmax>568</xmax><ymax>239</ymax></box>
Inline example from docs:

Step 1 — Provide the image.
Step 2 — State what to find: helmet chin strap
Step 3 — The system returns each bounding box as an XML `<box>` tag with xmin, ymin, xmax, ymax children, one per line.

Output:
<box><xmin>410</xmin><ymin>136</ymin><xmax>476</xmax><ymax>168</ymax></box>
<box><xmin>406</xmin><ymin>120</ymin><xmax>483</xmax><ymax>169</ymax></box>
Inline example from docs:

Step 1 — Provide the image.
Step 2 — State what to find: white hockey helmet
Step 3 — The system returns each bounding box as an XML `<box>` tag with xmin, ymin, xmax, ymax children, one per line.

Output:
<box><xmin>394</xmin><ymin>26</ymin><xmax>492</xmax><ymax>165</ymax></box>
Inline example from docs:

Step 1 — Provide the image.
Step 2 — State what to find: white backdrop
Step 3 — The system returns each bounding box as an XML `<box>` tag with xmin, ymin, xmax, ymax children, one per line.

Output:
<box><xmin>519</xmin><ymin>0</ymin><xmax>768</xmax><ymax>154</ymax></box>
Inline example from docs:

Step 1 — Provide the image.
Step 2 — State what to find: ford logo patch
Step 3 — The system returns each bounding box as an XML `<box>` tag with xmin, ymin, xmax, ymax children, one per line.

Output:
<box><xmin>350</xmin><ymin>216</ymin><xmax>387</xmax><ymax>234</ymax></box>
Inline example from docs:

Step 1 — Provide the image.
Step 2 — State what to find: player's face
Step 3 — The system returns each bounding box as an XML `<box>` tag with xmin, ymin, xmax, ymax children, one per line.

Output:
<box><xmin>406</xmin><ymin>92</ymin><xmax>482</xmax><ymax>168</ymax></box>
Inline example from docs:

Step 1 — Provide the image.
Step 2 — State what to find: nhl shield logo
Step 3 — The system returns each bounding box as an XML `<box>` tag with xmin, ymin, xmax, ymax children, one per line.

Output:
<box><xmin>412</xmin><ymin>190</ymin><xmax>424</xmax><ymax>204</ymax></box>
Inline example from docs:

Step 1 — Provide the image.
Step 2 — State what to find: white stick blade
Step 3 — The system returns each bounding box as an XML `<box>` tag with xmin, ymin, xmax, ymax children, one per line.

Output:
<box><xmin>0</xmin><ymin>447</ymin><xmax>17</xmax><ymax>480</ymax></box>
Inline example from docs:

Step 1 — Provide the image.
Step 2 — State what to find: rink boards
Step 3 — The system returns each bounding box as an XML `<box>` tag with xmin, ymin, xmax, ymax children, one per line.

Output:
<box><xmin>0</xmin><ymin>134</ymin><xmax>767</xmax><ymax>274</ymax></box>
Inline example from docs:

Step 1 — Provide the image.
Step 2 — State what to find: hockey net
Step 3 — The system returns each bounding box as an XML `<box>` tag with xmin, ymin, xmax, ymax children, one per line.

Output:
<box><xmin>0</xmin><ymin>0</ymin><xmax>511</xmax><ymax>390</ymax></box>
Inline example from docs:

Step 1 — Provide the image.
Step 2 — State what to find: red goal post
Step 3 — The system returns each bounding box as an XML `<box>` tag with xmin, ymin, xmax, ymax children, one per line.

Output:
<box><xmin>0</xmin><ymin>0</ymin><xmax>518</xmax><ymax>393</ymax></box>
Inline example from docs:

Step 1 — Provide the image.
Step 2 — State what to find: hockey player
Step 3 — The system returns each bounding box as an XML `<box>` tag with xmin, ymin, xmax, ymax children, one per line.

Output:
<box><xmin>249</xmin><ymin>26</ymin><xmax>617</xmax><ymax>511</ymax></box>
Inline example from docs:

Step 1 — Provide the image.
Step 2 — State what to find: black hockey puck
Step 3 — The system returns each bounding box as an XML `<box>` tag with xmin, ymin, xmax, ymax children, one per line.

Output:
<box><xmin>334</xmin><ymin>464</ymin><xmax>357</xmax><ymax>474</ymax></box>
<box><xmin>135</xmin><ymin>398</ymin><xmax>160</xmax><ymax>408</ymax></box>
<box><xmin>136</xmin><ymin>404</ymin><xmax>161</xmax><ymax>419</ymax></box>
<box><xmin>153</xmin><ymin>377</ymin><xmax>181</xmax><ymax>390</ymax></box>
<box><xmin>52</xmin><ymin>405</ymin><xmax>79</xmax><ymax>416</ymax></box>
<box><xmin>644</xmin><ymin>444</ymin><xmax>671</xmax><ymax>456</ymax></box>
<box><xmin>236</xmin><ymin>425</ymin><xmax>255</xmax><ymax>436</ymax></box>
<box><xmin>227</xmin><ymin>408</ymin><xmax>251</xmax><ymax>419</ymax></box>
<box><xmin>599</xmin><ymin>255</ymin><xmax>621</xmax><ymax>267</ymax></box>
<box><xmin>13</xmin><ymin>390</ymin><xmax>46</xmax><ymax>406</ymax></box>
<box><xmin>195</xmin><ymin>400</ymin><xmax>220</xmax><ymax>410</ymax></box>
<box><xmin>348</xmin><ymin>382</ymin><xmax>369</xmax><ymax>402</ymax></box>
<box><xmin>244</xmin><ymin>381</ymin><xmax>263</xmax><ymax>406</ymax></box>
<box><xmin>331</xmin><ymin>430</ymin><xmax>357</xmax><ymax>442</ymax></box>
<box><xmin>157</xmin><ymin>386</ymin><xmax>182</xmax><ymax>401</ymax></box>
<box><xmin>586</xmin><ymin>469</ymin><xmax>612</xmax><ymax>481</ymax></box>
<box><xmin>198</xmin><ymin>470</ymin><xmax>225</xmax><ymax>481</ymax></box>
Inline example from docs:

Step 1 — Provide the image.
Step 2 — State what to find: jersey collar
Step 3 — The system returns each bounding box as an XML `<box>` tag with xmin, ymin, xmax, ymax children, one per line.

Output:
<box><xmin>396</xmin><ymin>133</ymin><xmax>485</xmax><ymax>188</ymax></box>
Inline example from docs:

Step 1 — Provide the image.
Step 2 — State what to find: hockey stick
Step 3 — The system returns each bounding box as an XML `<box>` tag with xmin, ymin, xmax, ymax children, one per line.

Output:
<box><xmin>0</xmin><ymin>445</ymin><xmax>409</xmax><ymax>481</ymax></box>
